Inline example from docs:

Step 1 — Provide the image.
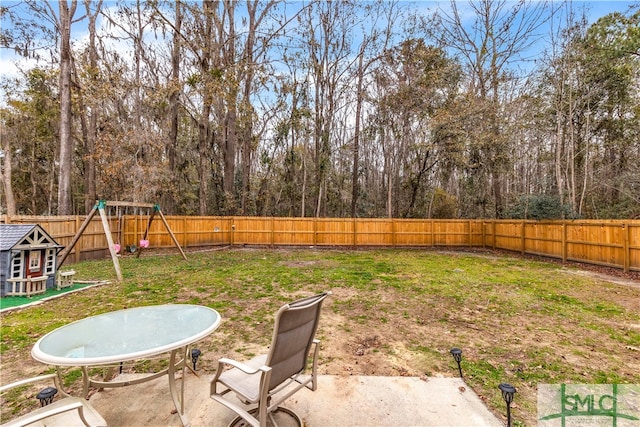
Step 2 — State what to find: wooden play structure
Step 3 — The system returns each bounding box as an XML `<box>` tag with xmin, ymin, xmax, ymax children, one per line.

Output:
<box><xmin>57</xmin><ymin>269</ymin><xmax>76</xmax><ymax>290</ymax></box>
<box><xmin>57</xmin><ymin>200</ymin><xmax>186</xmax><ymax>281</ymax></box>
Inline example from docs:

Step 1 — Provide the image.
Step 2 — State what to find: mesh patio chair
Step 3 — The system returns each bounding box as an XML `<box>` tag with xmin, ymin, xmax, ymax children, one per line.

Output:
<box><xmin>210</xmin><ymin>291</ymin><xmax>331</xmax><ymax>427</ymax></box>
<box><xmin>0</xmin><ymin>373</ymin><xmax>107</xmax><ymax>427</ymax></box>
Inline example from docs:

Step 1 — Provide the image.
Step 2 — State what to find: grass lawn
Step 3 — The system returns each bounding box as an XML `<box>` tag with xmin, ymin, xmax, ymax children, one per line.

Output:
<box><xmin>1</xmin><ymin>247</ymin><xmax>639</xmax><ymax>426</ymax></box>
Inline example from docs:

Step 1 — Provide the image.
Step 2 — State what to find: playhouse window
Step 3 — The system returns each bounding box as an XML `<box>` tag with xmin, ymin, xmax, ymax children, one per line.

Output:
<box><xmin>11</xmin><ymin>253</ymin><xmax>23</xmax><ymax>278</ymax></box>
<box><xmin>45</xmin><ymin>249</ymin><xmax>55</xmax><ymax>274</ymax></box>
<box><xmin>29</xmin><ymin>251</ymin><xmax>41</xmax><ymax>271</ymax></box>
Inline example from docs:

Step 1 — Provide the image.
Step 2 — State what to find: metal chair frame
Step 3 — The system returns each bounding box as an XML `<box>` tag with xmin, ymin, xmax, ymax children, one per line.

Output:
<box><xmin>210</xmin><ymin>292</ymin><xmax>330</xmax><ymax>427</ymax></box>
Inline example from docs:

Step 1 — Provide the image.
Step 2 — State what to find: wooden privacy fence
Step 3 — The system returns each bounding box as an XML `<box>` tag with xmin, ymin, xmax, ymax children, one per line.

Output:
<box><xmin>2</xmin><ymin>216</ymin><xmax>639</xmax><ymax>272</ymax></box>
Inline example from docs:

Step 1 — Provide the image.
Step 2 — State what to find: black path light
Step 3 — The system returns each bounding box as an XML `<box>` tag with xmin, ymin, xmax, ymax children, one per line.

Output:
<box><xmin>449</xmin><ymin>348</ymin><xmax>463</xmax><ymax>378</ymax></box>
<box><xmin>191</xmin><ymin>348</ymin><xmax>202</xmax><ymax>371</ymax></box>
<box><xmin>36</xmin><ymin>387</ymin><xmax>58</xmax><ymax>406</ymax></box>
<box><xmin>498</xmin><ymin>383</ymin><xmax>517</xmax><ymax>427</ymax></box>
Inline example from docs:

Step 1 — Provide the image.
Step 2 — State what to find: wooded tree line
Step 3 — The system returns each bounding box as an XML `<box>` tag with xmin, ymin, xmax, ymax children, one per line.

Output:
<box><xmin>1</xmin><ymin>0</ymin><xmax>639</xmax><ymax>219</ymax></box>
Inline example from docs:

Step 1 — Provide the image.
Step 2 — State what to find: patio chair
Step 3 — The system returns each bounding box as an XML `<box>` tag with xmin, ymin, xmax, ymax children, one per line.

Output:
<box><xmin>210</xmin><ymin>291</ymin><xmax>331</xmax><ymax>427</ymax></box>
<box><xmin>0</xmin><ymin>373</ymin><xmax>107</xmax><ymax>427</ymax></box>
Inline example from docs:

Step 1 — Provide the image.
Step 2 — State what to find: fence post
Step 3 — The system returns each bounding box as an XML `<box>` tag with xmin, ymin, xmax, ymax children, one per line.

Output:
<box><xmin>120</xmin><ymin>214</ymin><xmax>126</xmax><ymax>247</ymax></box>
<box><xmin>74</xmin><ymin>215</ymin><xmax>81</xmax><ymax>263</ymax></box>
<box><xmin>623</xmin><ymin>223</ymin><xmax>630</xmax><ymax>272</ymax></box>
<box><xmin>562</xmin><ymin>221</ymin><xmax>567</xmax><ymax>264</ymax></box>
<box><xmin>313</xmin><ymin>218</ymin><xmax>317</xmax><ymax>246</ymax></box>
<box><xmin>230</xmin><ymin>217</ymin><xmax>235</xmax><ymax>245</ymax></box>
<box><xmin>392</xmin><ymin>219</ymin><xmax>396</xmax><ymax>247</ymax></box>
<box><xmin>431</xmin><ymin>220</ymin><xmax>435</xmax><ymax>247</ymax></box>
<box><xmin>492</xmin><ymin>221</ymin><xmax>496</xmax><ymax>250</ymax></box>
<box><xmin>134</xmin><ymin>212</ymin><xmax>138</xmax><ymax>248</ymax></box>
<box><xmin>521</xmin><ymin>222</ymin><xmax>526</xmax><ymax>255</ymax></box>
<box><xmin>482</xmin><ymin>221</ymin><xmax>486</xmax><ymax>248</ymax></box>
<box><xmin>183</xmin><ymin>216</ymin><xmax>187</xmax><ymax>249</ymax></box>
<box><xmin>353</xmin><ymin>218</ymin><xmax>357</xmax><ymax>248</ymax></box>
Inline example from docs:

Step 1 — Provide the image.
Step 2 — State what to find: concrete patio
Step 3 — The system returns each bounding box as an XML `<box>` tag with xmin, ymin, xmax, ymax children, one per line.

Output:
<box><xmin>87</xmin><ymin>372</ymin><xmax>504</xmax><ymax>426</ymax></box>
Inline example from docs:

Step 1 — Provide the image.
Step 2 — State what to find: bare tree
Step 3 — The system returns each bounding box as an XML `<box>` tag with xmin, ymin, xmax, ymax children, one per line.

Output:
<box><xmin>428</xmin><ymin>0</ymin><xmax>549</xmax><ymax>218</ymax></box>
<box><xmin>371</xmin><ymin>39</ymin><xmax>460</xmax><ymax>218</ymax></box>
<box><xmin>238</xmin><ymin>0</ymin><xmax>279</xmax><ymax>215</ymax></box>
<box><xmin>166</xmin><ymin>0</ymin><xmax>182</xmax><ymax>213</ymax></box>
<box><xmin>78</xmin><ymin>0</ymin><xmax>102</xmax><ymax>214</ymax></box>
<box><xmin>350</xmin><ymin>0</ymin><xmax>399</xmax><ymax>218</ymax></box>
<box><xmin>300</xmin><ymin>1</ymin><xmax>355</xmax><ymax>217</ymax></box>
<box><xmin>1</xmin><ymin>123</ymin><xmax>17</xmax><ymax>216</ymax></box>
<box><xmin>56</xmin><ymin>0</ymin><xmax>78</xmax><ymax>214</ymax></box>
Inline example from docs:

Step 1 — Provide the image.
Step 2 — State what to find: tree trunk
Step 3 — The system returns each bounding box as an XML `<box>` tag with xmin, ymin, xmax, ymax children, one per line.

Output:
<box><xmin>351</xmin><ymin>49</ymin><xmax>364</xmax><ymax>218</ymax></box>
<box><xmin>165</xmin><ymin>0</ymin><xmax>181</xmax><ymax>213</ymax></box>
<box><xmin>579</xmin><ymin>111</ymin><xmax>590</xmax><ymax>216</ymax></box>
<box><xmin>1</xmin><ymin>128</ymin><xmax>16</xmax><ymax>216</ymax></box>
<box><xmin>57</xmin><ymin>0</ymin><xmax>77</xmax><ymax>215</ymax></box>
<box><xmin>555</xmin><ymin>110</ymin><xmax>565</xmax><ymax>208</ymax></box>
<box><xmin>82</xmin><ymin>0</ymin><xmax>101</xmax><ymax>214</ymax></box>
<box><xmin>224</xmin><ymin>106</ymin><xmax>237</xmax><ymax>207</ymax></box>
<box><xmin>221</xmin><ymin>2</ymin><xmax>237</xmax><ymax>213</ymax></box>
<box><xmin>240</xmin><ymin>1</ymin><xmax>257</xmax><ymax>215</ymax></box>
<box><xmin>301</xmin><ymin>149</ymin><xmax>307</xmax><ymax>217</ymax></box>
<box><xmin>197</xmin><ymin>0</ymin><xmax>214</xmax><ymax>215</ymax></box>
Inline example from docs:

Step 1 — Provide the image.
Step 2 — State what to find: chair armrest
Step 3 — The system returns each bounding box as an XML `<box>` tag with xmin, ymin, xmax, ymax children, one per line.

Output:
<box><xmin>0</xmin><ymin>374</ymin><xmax>58</xmax><ymax>393</ymax></box>
<box><xmin>2</xmin><ymin>374</ymin><xmax>106</xmax><ymax>427</ymax></box>
<box><xmin>3</xmin><ymin>399</ymin><xmax>83</xmax><ymax>427</ymax></box>
<box><xmin>217</xmin><ymin>358</ymin><xmax>271</xmax><ymax>375</ymax></box>
<box><xmin>2</xmin><ymin>397</ymin><xmax>106</xmax><ymax>427</ymax></box>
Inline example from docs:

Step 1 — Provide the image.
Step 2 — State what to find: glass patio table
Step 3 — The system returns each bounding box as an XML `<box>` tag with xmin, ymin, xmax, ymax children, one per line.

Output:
<box><xmin>31</xmin><ymin>304</ymin><xmax>221</xmax><ymax>426</ymax></box>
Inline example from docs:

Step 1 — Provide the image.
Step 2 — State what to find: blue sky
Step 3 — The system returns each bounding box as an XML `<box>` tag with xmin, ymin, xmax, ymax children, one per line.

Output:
<box><xmin>0</xmin><ymin>1</ymin><xmax>637</xmax><ymax>81</ymax></box>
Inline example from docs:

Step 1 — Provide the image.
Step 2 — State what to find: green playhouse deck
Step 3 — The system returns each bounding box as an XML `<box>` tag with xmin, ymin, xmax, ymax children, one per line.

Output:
<box><xmin>0</xmin><ymin>281</ymin><xmax>108</xmax><ymax>312</ymax></box>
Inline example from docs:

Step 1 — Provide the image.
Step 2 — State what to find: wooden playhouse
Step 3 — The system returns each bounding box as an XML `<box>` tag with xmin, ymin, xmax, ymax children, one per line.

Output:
<box><xmin>0</xmin><ymin>224</ymin><xmax>62</xmax><ymax>297</ymax></box>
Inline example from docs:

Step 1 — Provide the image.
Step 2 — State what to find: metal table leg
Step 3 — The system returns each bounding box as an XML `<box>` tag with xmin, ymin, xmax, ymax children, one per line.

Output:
<box><xmin>168</xmin><ymin>346</ymin><xmax>189</xmax><ymax>426</ymax></box>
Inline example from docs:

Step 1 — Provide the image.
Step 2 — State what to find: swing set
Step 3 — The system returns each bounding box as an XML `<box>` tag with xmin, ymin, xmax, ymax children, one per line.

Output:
<box><xmin>57</xmin><ymin>200</ymin><xmax>186</xmax><ymax>281</ymax></box>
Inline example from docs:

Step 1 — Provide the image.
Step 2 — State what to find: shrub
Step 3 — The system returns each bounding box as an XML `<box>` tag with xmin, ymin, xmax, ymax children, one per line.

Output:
<box><xmin>505</xmin><ymin>194</ymin><xmax>573</xmax><ymax>220</ymax></box>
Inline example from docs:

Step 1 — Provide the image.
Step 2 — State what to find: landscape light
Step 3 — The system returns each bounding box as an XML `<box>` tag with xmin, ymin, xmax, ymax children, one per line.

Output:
<box><xmin>449</xmin><ymin>347</ymin><xmax>463</xmax><ymax>378</ymax></box>
<box><xmin>36</xmin><ymin>387</ymin><xmax>57</xmax><ymax>406</ymax></box>
<box><xmin>191</xmin><ymin>348</ymin><xmax>202</xmax><ymax>371</ymax></box>
<box><xmin>498</xmin><ymin>382</ymin><xmax>517</xmax><ymax>427</ymax></box>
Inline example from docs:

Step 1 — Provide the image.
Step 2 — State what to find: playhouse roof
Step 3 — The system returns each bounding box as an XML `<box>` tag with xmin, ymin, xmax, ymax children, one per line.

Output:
<box><xmin>0</xmin><ymin>224</ymin><xmax>61</xmax><ymax>251</ymax></box>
